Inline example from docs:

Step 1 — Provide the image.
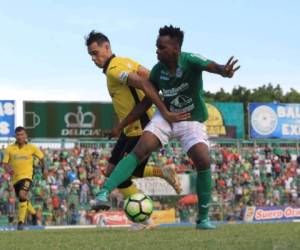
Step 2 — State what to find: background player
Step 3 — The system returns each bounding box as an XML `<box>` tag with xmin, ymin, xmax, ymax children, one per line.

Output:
<box><xmin>2</xmin><ymin>126</ymin><xmax>47</xmax><ymax>230</ymax></box>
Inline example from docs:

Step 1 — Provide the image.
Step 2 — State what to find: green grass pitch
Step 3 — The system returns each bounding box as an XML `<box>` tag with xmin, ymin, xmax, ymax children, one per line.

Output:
<box><xmin>1</xmin><ymin>223</ymin><xmax>300</xmax><ymax>250</ymax></box>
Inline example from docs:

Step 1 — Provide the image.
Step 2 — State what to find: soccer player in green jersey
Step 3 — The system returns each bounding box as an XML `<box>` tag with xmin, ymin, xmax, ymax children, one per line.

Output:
<box><xmin>93</xmin><ymin>25</ymin><xmax>240</xmax><ymax>229</ymax></box>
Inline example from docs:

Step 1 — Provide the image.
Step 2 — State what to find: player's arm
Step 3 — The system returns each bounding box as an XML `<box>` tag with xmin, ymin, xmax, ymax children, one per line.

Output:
<box><xmin>1</xmin><ymin>148</ymin><xmax>13</xmax><ymax>175</ymax></box>
<box><xmin>109</xmin><ymin>96</ymin><xmax>153</xmax><ymax>138</ymax></box>
<box><xmin>127</xmin><ymin>67</ymin><xmax>190</xmax><ymax>123</ymax></box>
<box><xmin>205</xmin><ymin>56</ymin><xmax>240</xmax><ymax>78</ymax></box>
<box><xmin>33</xmin><ymin>146</ymin><xmax>48</xmax><ymax>179</ymax></box>
<box><xmin>39</xmin><ymin>158</ymin><xmax>48</xmax><ymax>179</ymax></box>
<box><xmin>188</xmin><ymin>53</ymin><xmax>240</xmax><ymax>78</ymax></box>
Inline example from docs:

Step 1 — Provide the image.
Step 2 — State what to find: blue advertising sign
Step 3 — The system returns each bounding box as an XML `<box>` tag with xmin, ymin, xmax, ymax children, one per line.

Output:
<box><xmin>249</xmin><ymin>103</ymin><xmax>300</xmax><ymax>139</ymax></box>
<box><xmin>0</xmin><ymin>100</ymin><xmax>15</xmax><ymax>137</ymax></box>
<box><xmin>243</xmin><ymin>206</ymin><xmax>300</xmax><ymax>222</ymax></box>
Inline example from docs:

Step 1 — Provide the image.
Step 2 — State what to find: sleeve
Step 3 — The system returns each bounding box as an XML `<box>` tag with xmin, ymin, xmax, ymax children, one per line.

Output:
<box><xmin>107</xmin><ymin>59</ymin><xmax>140</xmax><ymax>85</ymax></box>
<box><xmin>2</xmin><ymin>147</ymin><xmax>10</xmax><ymax>164</ymax></box>
<box><xmin>32</xmin><ymin>145</ymin><xmax>44</xmax><ymax>160</ymax></box>
<box><xmin>149</xmin><ymin>66</ymin><xmax>159</xmax><ymax>91</ymax></box>
<box><xmin>187</xmin><ymin>52</ymin><xmax>212</xmax><ymax>71</ymax></box>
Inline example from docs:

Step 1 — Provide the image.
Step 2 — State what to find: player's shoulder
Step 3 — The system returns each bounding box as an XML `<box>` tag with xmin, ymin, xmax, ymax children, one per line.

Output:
<box><xmin>150</xmin><ymin>62</ymin><xmax>163</xmax><ymax>74</ymax></box>
<box><xmin>26</xmin><ymin>143</ymin><xmax>39</xmax><ymax>150</ymax></box>
<box><xmin>109</xmin><ymin>56</ymin><xmax>139</xmax><ymax>70</ymax></box>
<box><xmin>182</xmin><ymin>51</ymin><xmax>209</xmax><ymax>62</ymax></box>
<box><xmin>5</xmin><ymin>144</ymin><xmax>15</xmax><ymax>151</ymax></box>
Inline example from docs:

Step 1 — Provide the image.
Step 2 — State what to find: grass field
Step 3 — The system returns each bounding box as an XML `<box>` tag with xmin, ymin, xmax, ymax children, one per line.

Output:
<box><xmin>1</xmin><ymin>223</ymin><xmax>300</xmax><ymax>250</ymax></box>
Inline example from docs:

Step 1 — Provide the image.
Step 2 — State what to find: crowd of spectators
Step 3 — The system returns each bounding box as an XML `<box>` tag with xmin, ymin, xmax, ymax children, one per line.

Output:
<box><xmin>0</xmin><ymin>141</ymin><xmax>299</xmax><ymax>225</ymax></box>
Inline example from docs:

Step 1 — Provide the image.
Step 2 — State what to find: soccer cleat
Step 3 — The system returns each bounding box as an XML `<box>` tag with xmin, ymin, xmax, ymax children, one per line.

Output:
<box><xmin>31</xmin><ymin>214</ymin><xmax>38</xmax><ymax>225</ymax></box>
<box><xmin>17</xmin><ymin>222</ymin><xmax>25</xmax><ymax>231</ymax></box>
<box><xmin>196</xmin><ymin>218</ymin><xmax>216</xmax><ymax>230</ymax></box>
<box><xmin>129</xmin><ymin>218</ymin><xmax>158</xmax><ymax>231</ymax></box>
<box><xmin>92</xmin><ymin>189</ymin><xmax>112</xmax><ymax>211</ymax></box>
<box><xmin>162</xmin><ymin>166</ymin><xmax>182</xmax><ymax>194</ymax></box>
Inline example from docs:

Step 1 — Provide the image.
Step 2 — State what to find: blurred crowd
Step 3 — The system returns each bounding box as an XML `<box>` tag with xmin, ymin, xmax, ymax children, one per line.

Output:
<box><xmin>0</xmin><ymin>142</ymin><xmax>300</xmax><ymax>225</ymax></box>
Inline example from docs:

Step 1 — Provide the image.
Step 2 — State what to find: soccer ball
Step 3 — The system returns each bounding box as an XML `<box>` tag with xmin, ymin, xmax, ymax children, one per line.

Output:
<box><xmin>124</xmin><ymin>193</ymin><xmax>153</xmax><ymax>223</ymax></box>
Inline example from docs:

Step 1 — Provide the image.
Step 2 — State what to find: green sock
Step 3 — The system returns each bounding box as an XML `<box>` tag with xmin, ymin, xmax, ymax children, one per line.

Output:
<box><xmin>196</xmin><ymin>168</ymin><xmax>212</xmax><ymax>222</ymax></box>
<box><xmin>103</xmin><ymin>152</ymin><xmax>139</xmax><ymax>192</ymax></box>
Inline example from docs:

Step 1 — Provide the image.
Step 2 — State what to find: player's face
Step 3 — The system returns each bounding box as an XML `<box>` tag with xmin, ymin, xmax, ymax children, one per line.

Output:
<box><xmin>15</xmin><ymin>130</ymin><xmax>27</xmax><ymax>145</ymax></box>
<box><xmin>156</xmin><ymin>36</ymin><xmax>179</xmax><ymax>64</ymax></box>
<box><xmin>88</xmin><ymin>41</ymin><xmax>110</xmax><ymax>68</ymax></box>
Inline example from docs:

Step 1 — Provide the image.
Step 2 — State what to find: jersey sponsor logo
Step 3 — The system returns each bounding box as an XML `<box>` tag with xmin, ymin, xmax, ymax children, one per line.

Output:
<box><xmin>12</xmin><ymin>155</ymin><xmax>29</xmax><ymax>161</ymax></box>
<box><xmin>170</xmin><ymin>103</ymin><xmax>195</xmax><ymax>113</ymax></box>
<box><xmin>191</xmin><ymin>53</ymin><xmax>208</xmax><ymax>61</ymax></box>
<box><xmin>176</xmin><ymin>67</ymin><xmax>183</xmax><ymax>78</ymax></box>
<box><xmin>160</xmin><ymin>75</ymin><xmax>170</xmax><ymax>80</ymax></box>
<box><xmin>170</xmin><ymin>95</ymin><xmax>195</xmax><ymax>113</ymax></box>
<box><xmin>119</xmin><ymin>72</ymin><xmax>129</xmax><ymax>83</ymax></box>
<box><xmin>161</xmin><ymin>70</ymin><xmax>169</xmax><ymax>76</ymax></box>
<box><xmin>170</xmin><ymin>95</ymin><xmax>193</xmax><ymax>109</ymax></box>
<box><xmin>160</xmin><ymin>70</ymin><xmax>170</xmax><ymax>80</ymax></box>
<box><xmin>161</xmin><ymin>82</ymin><xmax>189</xmax><ymax>97</ymax></box>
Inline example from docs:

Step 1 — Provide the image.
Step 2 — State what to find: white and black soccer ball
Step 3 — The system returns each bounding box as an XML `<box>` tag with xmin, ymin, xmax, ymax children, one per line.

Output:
<box><xmin>124</xmin><ymin>193</ymin><xmax>153</xmax><ymax>223</ymax></box>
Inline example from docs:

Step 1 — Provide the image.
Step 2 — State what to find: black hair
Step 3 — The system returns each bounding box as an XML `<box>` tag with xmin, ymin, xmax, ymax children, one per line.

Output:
<box><xmin>85</xmin><ymin>30</ymin><xmax>110</xmax><ymax>46</ymax></box>
<box><xmin>159</xmin><ymin>25</ymin><xmax>184</xmax><ymax>47</ymax></box>
<box><xmin>15</xmin><ymin>126</ymin><xmax>25</xmax><ymax>133</ymax></box>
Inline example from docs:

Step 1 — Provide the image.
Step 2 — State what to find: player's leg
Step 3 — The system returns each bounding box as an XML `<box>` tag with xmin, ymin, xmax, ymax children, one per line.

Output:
<box><xmin>93</xmin><ymin>111</ymin><xmax>171</xmax><ymax>210</ymax></box>
<box><xmin>93</xmin><ymin>132</ymin><xmax>161</xmax><ymax>210</ymax></box>
<box><xmin>106</xmin><ymin>129</ymin><xmax>180</xmax><ymax>193</ymax></box>
<box><xmin>187</xmin><ymin>143</ymin><xmax>215</xmax><ymax>229</ymax></box>
<box><xmin>15</xmin><ymin>179</ymin><xmax>33</xmax><ymax>230</ymax></box>
<box><xmin>177</xmin><ymin>121</ymin><xmax>215</xmax><ymax>229</ymax></box>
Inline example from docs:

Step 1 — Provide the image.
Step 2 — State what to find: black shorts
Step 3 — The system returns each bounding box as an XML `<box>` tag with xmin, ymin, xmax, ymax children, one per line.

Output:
<box><xmin>108</xmin><ymin>132</ymin><xmax>149</xmax><ymax>188</ymax></box>
<box><xmin>13</xmin><ymin>179</ymin><xmax>32</xmax><ymax>198</ymax></box>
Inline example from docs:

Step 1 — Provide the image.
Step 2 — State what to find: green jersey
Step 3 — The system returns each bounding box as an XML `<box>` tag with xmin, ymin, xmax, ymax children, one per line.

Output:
<box><xmin>149</xmin><ymin>52</ymin><xmax>212</xmax><ymax>122</ymax></box>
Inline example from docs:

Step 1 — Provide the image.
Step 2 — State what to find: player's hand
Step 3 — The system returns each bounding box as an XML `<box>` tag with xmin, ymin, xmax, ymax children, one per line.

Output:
<box><xmin>163</xmin><ymin>111</ymin><xmax>191</xmax><ymax>124</ymax></box>
<box><xmin>222</xmin><ymin>56</ymin><xmax>240</xmax><ymax>78</ymax></box>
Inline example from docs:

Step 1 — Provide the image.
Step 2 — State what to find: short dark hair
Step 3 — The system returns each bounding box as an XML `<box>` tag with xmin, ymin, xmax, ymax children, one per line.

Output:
<box><xmin>15</xmin><ymin>126</ymin><xmax>25</xmax><ymax>133</ymax></box>
<box><xmin>85</xmin><ymin>30</ymin><xmax>110</xmax><ymax>46</ymax></box>
<box><xmin>159</xmin><ymin>25</ymin><xmax>184</xmax><ymax>47</ymax></box>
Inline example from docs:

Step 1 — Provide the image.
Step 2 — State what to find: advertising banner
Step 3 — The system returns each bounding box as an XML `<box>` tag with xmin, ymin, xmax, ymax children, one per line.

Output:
<box><xmin>23</xmin><ymin>101</ymin><xmax>118</xmax><ymax>138</ymax></box>
<box><xmin>249</xmin><ymin>103</ymin><xmax>300</xmax><ymax>139</ymax></box>
<box><xmin>92</xmin><ymin>211</ymin><xmax>132</xmax><ymax>227</ymax></box>
<box><xmin>205</xmin><ymin>102</ymin><xmax>244</xmax><ymax>139</ymax></box>
<box><xmin>93</xmin><ymin>209</ymin><xmax>176</xmax><ymax>227</ymax></box>
<box><xmin>152</xmin><ymin>208</ymin><xmax>176</xmax><ymax>224</ymax></box>
<box><xmin>0</xmin><ymin>100</ymin><xmax>15</xmax><ymax>137</ymax></box>
<box><xmin>243</xmin><ymin>206</ymin><xmax>300</xmax><ymax>222</ymax></box>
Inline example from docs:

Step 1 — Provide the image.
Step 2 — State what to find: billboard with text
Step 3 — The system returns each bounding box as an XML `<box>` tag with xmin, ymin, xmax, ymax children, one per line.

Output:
<box><xmin>249</xmin><ymin>103</ymin><xmax>300</xmax><ymax>139</ymax></box>
<box><xmin>0</xmin><ymin>100</ymin><xmax>15</xmax><ymax>137</ymax></box>
<box><xmin>24</xmin><ymin>101</ymin><xmax>118</xmax><ymax>138</ymax></box>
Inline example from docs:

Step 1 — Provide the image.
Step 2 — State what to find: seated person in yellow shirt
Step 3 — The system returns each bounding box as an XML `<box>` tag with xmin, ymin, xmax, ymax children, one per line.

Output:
<box><xmin>2</xmin><ymin>126</ymin><xmax>47</xmax><ymax>230</ymax></box>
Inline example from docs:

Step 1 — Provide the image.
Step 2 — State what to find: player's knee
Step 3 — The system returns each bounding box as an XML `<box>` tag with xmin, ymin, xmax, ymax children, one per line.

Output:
<box><xmin>195</xmin><ymin>157</ymin><xmax>210</xmax><ymax>171</ymax></box>
<box><xmin>133</xmin><ymin>147</ymin><xmax>149</xmax><ymax>163</ymax></box>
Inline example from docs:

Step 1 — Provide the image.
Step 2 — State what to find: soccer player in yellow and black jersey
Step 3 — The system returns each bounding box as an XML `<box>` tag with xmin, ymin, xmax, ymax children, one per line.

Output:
<box><xmin>2</xmin><ymin>126</ymin><xmax>47</xmax><ymax>230</ymax></box>
<box><xmin>85</xmin><ymin>31</ymin><xmax>190</xmax><ymax>215</ymax></box>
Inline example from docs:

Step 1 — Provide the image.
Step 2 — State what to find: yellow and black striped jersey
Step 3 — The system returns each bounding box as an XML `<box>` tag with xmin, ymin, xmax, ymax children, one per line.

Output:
<box><xmin>103</xmin><ymin>55</ymin><xmax>153</xmax><ymax>136</ymax></box>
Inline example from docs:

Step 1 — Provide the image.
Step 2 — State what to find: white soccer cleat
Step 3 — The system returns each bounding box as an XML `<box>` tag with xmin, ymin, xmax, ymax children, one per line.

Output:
<box><xmin>129</xmin><ymin>218</ymin><xmax>158</xmax><ymax>231</ymax></box>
